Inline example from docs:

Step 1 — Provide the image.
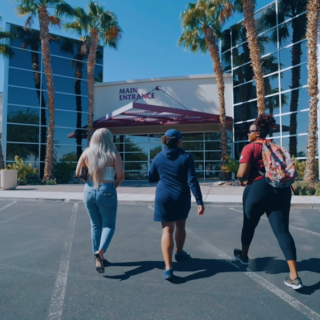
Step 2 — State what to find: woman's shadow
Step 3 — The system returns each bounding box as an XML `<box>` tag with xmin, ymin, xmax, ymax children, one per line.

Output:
<box><xmin>103</xmin><ymin>258</ymin><xmax>236</xmax><ymax>284</ymax></box>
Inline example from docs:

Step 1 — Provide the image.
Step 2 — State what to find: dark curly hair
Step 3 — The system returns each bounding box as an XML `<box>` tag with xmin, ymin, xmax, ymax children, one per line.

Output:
<box><xmin>253</xmin><ymin>113</ymin><xmax>276</xmax><ymax>138</ymax></box>
<box><xmin>161</xmin><ymin>136</ymin><xmax>179</xmax><ymax>148</ymax></box>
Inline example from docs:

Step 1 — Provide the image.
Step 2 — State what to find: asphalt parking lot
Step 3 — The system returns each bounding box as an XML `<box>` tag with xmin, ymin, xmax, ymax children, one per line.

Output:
<box><xmin>0</xmin><ymin>200</ymin><xmax>320</xmax><ymax>320</ymax></box>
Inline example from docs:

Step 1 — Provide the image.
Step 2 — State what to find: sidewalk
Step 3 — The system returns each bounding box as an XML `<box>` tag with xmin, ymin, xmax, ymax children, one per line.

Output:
<box><xmin>0</xmin><ymin>181</ymin><xmax>320</xmax><ymax>208</ymax></box>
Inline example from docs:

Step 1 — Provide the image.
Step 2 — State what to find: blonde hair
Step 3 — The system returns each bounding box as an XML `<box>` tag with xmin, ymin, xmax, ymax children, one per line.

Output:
<box><xmin>86</xmin><ymin>128</ymin><xmax>117</xmax><ymax>188</ymax></box>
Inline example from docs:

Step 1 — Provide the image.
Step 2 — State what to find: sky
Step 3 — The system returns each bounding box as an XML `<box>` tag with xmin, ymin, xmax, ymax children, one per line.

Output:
<box><xmin>0</xmin><ymin>0</ymin><xmax>272</xmax><ymax>91</ymax></box>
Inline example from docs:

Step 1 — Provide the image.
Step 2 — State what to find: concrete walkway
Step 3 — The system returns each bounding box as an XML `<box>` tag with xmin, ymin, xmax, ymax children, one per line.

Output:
<box><xmin>0</xmin><ymin>181</ymin><xmax>320</xmax><ymax>208</ymax></box>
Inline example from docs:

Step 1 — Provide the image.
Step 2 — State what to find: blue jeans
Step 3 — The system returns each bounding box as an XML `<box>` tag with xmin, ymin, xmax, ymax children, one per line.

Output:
<box><xmin>83</xmin><ymin>181</ymin><xmax>118</xmax><ymax>253</ymax></box>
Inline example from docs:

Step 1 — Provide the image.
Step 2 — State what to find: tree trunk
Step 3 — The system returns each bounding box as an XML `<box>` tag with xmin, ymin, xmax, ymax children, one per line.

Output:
<box><xmin>203</xmin><ymin>25</ymin><xmax>229</xmax><ymax>181</ymax></box>
<box><xmin>87</xmin><ymin>30</ymin><xmax>99</xmax><ymax>145</ymax></box>
<box><xmin>241</xmin><ymin>0</ymin><xmax>265</xmax><ymax>114</ymax></box>
<box><xmin>304</xmin><ymin>0</ymin><xmax>319</xmax><ymax>182</ymax></box>
<box><xmin>39</xmin><ymin>7</ymin><xmax>55</xmax><ymax>181</ymax></box>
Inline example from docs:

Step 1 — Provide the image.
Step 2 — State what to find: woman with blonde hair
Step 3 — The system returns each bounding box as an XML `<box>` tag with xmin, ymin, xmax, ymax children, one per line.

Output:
<box><xmin>76</xmin><ymin>128</ymin><xmax>124</xmax><ymax>274</ymax></box>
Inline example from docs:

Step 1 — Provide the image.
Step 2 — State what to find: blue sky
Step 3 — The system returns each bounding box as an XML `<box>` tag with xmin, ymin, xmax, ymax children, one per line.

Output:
<box><xmin>0</xmin><ymin>0</ymin><xmax>272</xmax><ymax>91</ymax></box>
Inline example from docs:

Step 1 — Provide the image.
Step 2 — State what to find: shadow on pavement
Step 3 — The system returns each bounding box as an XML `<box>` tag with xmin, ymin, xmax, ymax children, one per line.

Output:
<box><xmin>103</xmin><ymin>258</ymin><xmax>236</xmax><ymax>283</ymax></box>
<box><xmin>250</xmin><ymin>256</ymin><xmax>320</xmax><ymax>295</ymax></box>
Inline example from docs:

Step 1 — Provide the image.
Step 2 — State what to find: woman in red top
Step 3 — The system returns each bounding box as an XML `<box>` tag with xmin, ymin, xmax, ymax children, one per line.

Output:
<box><xmin>234</xmin><ymin>114</ymin><xmax>302</xmax><ymax>290</ymax></box>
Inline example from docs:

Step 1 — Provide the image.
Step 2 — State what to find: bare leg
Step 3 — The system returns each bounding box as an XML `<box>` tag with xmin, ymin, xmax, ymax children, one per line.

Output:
<box><xmin>287</xmin><ymin>260</ymin><xmax>299</xmax><ymax>279</ymax></box>
<box><xmin>161</xmin><ymin>222</ymin><xmax>175</xmax><ymax>270</ymax></box>
<box><xmin>175</xmin><ymin>219</ymin><xmax>186</xmax><ymax>254</ymax></box>
<box><xmin>96</xmin><ymin>248</ymin><xmax>105</xmax><ymax>260</ymax></box>
<box><xmin>242</xmin><ymin>245</ymin><xmax>250</xmax><ymax>258</ymax></box>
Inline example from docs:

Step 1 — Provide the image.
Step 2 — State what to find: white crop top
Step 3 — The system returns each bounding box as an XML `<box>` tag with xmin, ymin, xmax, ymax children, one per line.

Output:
<box><xmin>103</xmin><ymin>167</ymin><xmax>115</xmax><ymax>181</ymax></box>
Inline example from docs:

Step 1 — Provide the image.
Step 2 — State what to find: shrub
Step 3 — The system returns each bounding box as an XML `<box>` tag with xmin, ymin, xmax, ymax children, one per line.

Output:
<box><xmin>292</xmin><ymin>181</ymin><xmax>320</xmax><ymax>196</ymax></box>
<box><xmin>53</xmin><ymin>162</ymin><xmax>75</xmax><ymax>184</ymax></box>
<box><xmin>45</xmin><ymin>178</ymin><xmax>57</xmax><ymax>185</ymax></box>
<box><xmin>292</xmin><ymin>157</ymin><xmax>306</xmax><ymax>181</ymax></box>
<box><xmin>5</xmin><ymin>156</ymin><xmax>38</xmax><ymax>184</ymax></box>
<box><xmin>221</xmin><ymin>156</ymin><xmax>239</xmax><ymax>174</ymax></box>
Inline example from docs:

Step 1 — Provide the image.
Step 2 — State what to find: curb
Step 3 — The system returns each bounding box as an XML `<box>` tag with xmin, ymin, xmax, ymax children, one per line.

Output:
<box><xmin>0</xmin><ymin>197</ymin><xmax>319</xmax><ymax>209</ymax></box>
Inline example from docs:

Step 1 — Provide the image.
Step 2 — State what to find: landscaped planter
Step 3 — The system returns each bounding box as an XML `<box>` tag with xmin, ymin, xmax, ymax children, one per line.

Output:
<box><xmin>1</xmin><ymin>170</ymin><xmax>18</xmax><ymax>190</ymax></box>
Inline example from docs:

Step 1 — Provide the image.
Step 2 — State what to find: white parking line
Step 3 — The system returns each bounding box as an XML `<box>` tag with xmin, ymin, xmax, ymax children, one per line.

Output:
<box><xmin>47</xmin><ymin>203</ymin><xmax>78</xmax><ymax>320</ymax></box>
<box><xmin>0</xmin><ymin>209</ymin><xmax>37</xmax><ymax>224</ymax></box>
<box><xmin>0</xmin><ymin>201</ymin><xmax>17</xmax><ymax>212</ymax></box>
<box><xmin>187</xmin><ymin>228</ymin><xmax>320</xmax><ymax>320</ymax></box>
<box><xmin>229</xmin><ymin>208</ymin><xmax>320</xmax><ymax>237</ymax></box>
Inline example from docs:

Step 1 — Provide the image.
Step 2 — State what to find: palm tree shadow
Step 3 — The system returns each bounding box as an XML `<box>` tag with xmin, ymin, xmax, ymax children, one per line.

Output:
<box><xmin>249</xmin><ymin>257</ymin><xmax>320</xmax><ymax>295</ymax></box>
<box><xmin>103</xmin><ymin>258</ymin><xmax>236</xmax><ymax>284</ymax></box>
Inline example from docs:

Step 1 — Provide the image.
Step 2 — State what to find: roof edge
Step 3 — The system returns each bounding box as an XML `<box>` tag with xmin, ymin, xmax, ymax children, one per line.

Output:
<box><xmin>94</xmin><ymin>73</ymin><xmax>232</xmax><ymax>87</ymax></box>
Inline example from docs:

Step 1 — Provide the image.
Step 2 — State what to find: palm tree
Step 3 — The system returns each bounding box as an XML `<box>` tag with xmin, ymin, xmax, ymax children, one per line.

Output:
<box><xmin>0</xmin><ymin>16</ymin><xmax>14</xmax><ymax>170</ymax></box>
<box><xmin>304</xmin><ymin>0</ymin><xmax>319</xmax><ymax>182</ymax></box>
<box><xmin>240</xmin><ymin>0</ymin><xmax>265</xmax><ymax>114</ymax></box>
<box><xmin>179</xmin><ymin>0</ymin><xmax>236</xmax><ymax>180</ymax></box>
<box><xmin>64</xmin><ymin>1</ymin><xmax>122</xmax><ymax>144</ymax></box>
<box><xmin>16</xmin><ymin>0</ymin><xmax>74</xmax><ymax>181</ymax></box>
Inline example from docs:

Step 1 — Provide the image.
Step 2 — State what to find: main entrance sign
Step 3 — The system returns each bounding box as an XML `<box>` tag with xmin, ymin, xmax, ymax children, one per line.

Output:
<box><xmin>119</xmin><ymin>88</ymin><xmax>155</xmax><ymax>101</ymax></box>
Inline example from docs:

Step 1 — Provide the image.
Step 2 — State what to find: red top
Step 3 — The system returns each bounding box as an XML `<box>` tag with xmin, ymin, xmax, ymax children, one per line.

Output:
<box><xmin>239</xmin><ymin>142</ymin><xmax>266</xmax><ymax>185</ymax></box>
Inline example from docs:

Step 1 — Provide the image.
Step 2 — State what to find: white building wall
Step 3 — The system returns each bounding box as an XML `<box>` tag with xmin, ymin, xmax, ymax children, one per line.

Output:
<box><xmin>94</xmin><ymin>74</ymin><xmax>233</xmax><ymax>122</ymax></box>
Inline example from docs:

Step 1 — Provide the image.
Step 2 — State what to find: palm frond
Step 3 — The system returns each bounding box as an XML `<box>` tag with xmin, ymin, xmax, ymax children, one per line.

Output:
<box><xmin>64</xmin><ymin>21</ymin><xmax>84</xmax><ymax>35</ymax></box>
<box><xmin>55</xmin><ymin>2</ymin><xmax>74</xmax><ymax>19</ymax></box>
<box><xmin>88</xmin><ymin>0</ymin><xmax>98</xmax><ymax>17</ymax></box>
<box><xmin>48</xmin><ymin>15</ymin><xmax>61</xmax><ymax>26</ymax></box>
<box><xmin>0</xmin><ymin>44</ymin><xmax>15</xmax><ymax>58</ymax></box>
<box><xmin>0</xmin><ymin>31</ymin><xmax>15</xmax><ymax>40</ymax></box>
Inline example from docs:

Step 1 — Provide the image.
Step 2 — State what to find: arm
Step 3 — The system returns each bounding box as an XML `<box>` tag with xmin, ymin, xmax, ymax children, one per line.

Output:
<box><xmin>237</xmin><ymin>163</ymin><xmax>252</xmax><ymax>186</ymax></box>
<box><xmin>188</xmin><ymin>155</ymin><xmax>204</xmax><ymax>215</ymax></box>
<box><xmin>148</xmin><ymin>157</ymin><xmax>159</xmax><ymax>183</ymax></box>
<box><xmin>115</xmin><ymin>152</ymin><xmax>124</xmax><ymax>188</ymax></box>
<box><xmin>76</xmin><ymin>149</ymin><xmax>88</xmax><ymax>183</ymax></box>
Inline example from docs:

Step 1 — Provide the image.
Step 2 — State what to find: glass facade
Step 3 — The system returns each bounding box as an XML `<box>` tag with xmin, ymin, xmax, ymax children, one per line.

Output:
<box><xmin>222</xmin><ymin>0</ymin><xmax>318</xmax><ymax>161</ymax></box>
<box><xmin>3</xmin><ymin>24</ymin><xmax>103</xmax><ymax>176</ymax></box>
<box><xmin>114</xmin><ymin>132</ymin><xmax>232</xmax><ymax>181</ymax></box>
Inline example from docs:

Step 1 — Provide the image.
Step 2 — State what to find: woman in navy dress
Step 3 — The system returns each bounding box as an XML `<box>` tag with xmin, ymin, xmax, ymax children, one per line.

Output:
<box><xmin>149</xmin><ymin>129</ymin><xmax>205</xmax><ymax>279</ymax></box>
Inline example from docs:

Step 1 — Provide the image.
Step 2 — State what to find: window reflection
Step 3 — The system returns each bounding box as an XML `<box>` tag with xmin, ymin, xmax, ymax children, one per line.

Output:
<box><xmin>280</xmin><ymin>64</ymin><xmax>308</xmax><ymax>91</ymax></box>
<box><xmin>7</xmin><ymin>124</ymin><xmax>39</xmax><ymax>143</ymax></box>
<box><xmin>222</xmin><ymin>51</ymin><xmax>231</xmax><ymax>72</ymax></box>
<box><xmin>52</xmin><ymin>110</ymin><xmax>88</xmax><ymax>129</ymax></box>
<box><xmin>233</xmin><ymin>63</ymin><xmax>254</xmax><ymax>86</ymax></box>
<box><xmin>265</xmin><ymin>95</ymin><xmax>280</xmax><ymax>115</ymax></box>
<box><xmin>9</xmin><ymin>48</ymin><xmax>41</xmax><ymax>71</ymax></box>
<box><xmin>10</xmin><ymin>25</ymin><xmax>41</xmax><ymax>52</ymax></box>
<box><xmin>125</xmin><ymin>153</ymin><xmax>148</xmax><ymax>161</ymax></box>
<box><xmin>150</xmin><ymin>144</ymin><xmax>163</xmax><ymax>160</ymax></box>
<box><xmin>280</xmin><ymin>41</ymin><xmax>307</xmax><ymax>70</ymax></box>
<box><xmin>234</xmin><ymin>82</ymin><xmax>257</xmax><ymax>104</ymax></box>
<box><xmin>124</xmin><ymin>172</ymin><xmax>148</xmax><ymax>180</ymax></box>
<box><xmin>234</xmin><ymin>142</ymin><xmax>248</xmax><ymax>160</ymax></box>
<box><xmin>50</xmin><ymin>55</ymin><xmax>88</xmax><ymax>79</ymax></box>
<box><xmin>234</xmin><ymin>101</ymin><xmax>258</xmax><ymax>122</ymax></box>
<box><xmin>264</xmin><ymin>73</ymin><xmax>279</xmax><ymax>96</ymax></box>
<box><xmin>258</xmin><ymin>30</ymin><xmax>277</xmax><ymax>56</ymax></box>
<box><xmin>9</xmin><ymin>68</ymin><xmax>42</xmax><ymax>90</ymax></box>
<box><xmin>7</xmin><ymin>105</ymin><xmax>40</xmax><ymax>125</ymax></box>
<box><xmin>188</xmin><ymin>152</ymin><xmax>204</xmax><ymax>161</ymax></box>
<box><xmin>7</xmin><ymin>143</ymin><xmax>39</xmax><ymax>161</ymax></box>
<box><xmin>255</xmin><ymin>2</ymin><xmax>276</xmax><ymax>34</ymax></box>
<box><xmin>221</xmin><ymin>29</ymin><xmax>231</xmax><ymax>52</ymax></box>
<box><xmin>282</xmin><ymin>135</ymin><xmax>316</xmax><ymax>158</ymax></box>
<box><xmin>278</xmin><ymin>1</ymin><xmax>307</xmax><ymax>24</ymax></box>
<box><xmin>205</xmin><ymin>152</ymin><xmax>221</xmax><ymax>160</ymax></box>
<box><xmin>281</xmin><ymin>111</ymin><xmax>309</xmax><ymax>136</ymax></box>
<box><xmin>261</xmin><ymin>54</ymin><xmax>278</xmax><ymax>75</ymax></box>
<box><xmin>125</xmin><ymin>162</ymin><xmax>148</xmax><ymax>171</ymax></box>
<box><xmin>234</xmin><ymin>121</ymin><xmax>254</xmax><ymax>141</ymax></box>
<box><xmin>232</xmin><ymin>42</ymin><xmax>250</xmax><ymax>67</ymax></box>
<box><xmin>52</xmin><ymin>145</ymin><xmax>83</xmax><ymax>162</ymax></box>
<box><xmin>42</xmin><ymin>75</ymin><xmax>88</xmax><ymax>96</ymax></box>
<box><xmin>281</xmin><ymin>88</ymin><xmax>309</xmax><ymax>113</ymax></box>
<box><xmin>231</xmin><ymin>23</ymin><xmax>247</xmax><ymax>47</ymax></box>
<box><xmin>40</xmin><ymin>127</ymin><xmax>86</xmax><ymax>145</ymax></box>
<box><xmin>43</xmin><ymin>91</ymin><xmax>89</xmax><ymax>112</ymax></box>
<box><xmin>94</xmin><ymin>65</ymin><xmax>103</xmax><ymax>83</ymax></box>
<box><xmin>184</xmin><ymin>142</ymin><xmax>204</xmax><ymax>150</ymax></box>
<box><xmin>279</xmin><ymin>14</ymin><xmax>307</xmax><ymax>49</ymax></box>
<box><xmin>8</xmin><ymin>86</ymin><xmax>41</xmax><ymax>107</ymax></box>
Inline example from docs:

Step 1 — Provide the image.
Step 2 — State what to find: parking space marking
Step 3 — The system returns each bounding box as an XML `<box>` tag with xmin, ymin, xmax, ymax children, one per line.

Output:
<box><xmin>0</xmin><ymin>209</ymin><xmax>38</xmax><ymax>224</ymax></box>
<box><xmin>186</xmin><ymin>228</ymin><xmax>320</xmax><ymax>320</ymax></box>
<box><xmin>0</xmin><ymin>201</ymin><xmax>17</xmax><ymax>212</ymax></box>
<box><xmin>47</xmin><ymin>203</ymin><xmax>78</xmax><ymax>320</ymax></box>
<box><xmin>229</xmin><ymin>208</ymin><xmax>320</xmax><ymax>237</ymax></box>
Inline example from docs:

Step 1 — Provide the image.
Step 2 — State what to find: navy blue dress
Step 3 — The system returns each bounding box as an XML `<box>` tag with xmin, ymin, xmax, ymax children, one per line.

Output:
<box><xmin>148</xmin><ymin>147</ymin><xmax>203</xmax><ymax>222</ymax></box>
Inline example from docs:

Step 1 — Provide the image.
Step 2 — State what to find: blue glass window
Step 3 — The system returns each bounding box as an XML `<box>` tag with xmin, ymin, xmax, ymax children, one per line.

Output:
<box><xmin>281</xmin><ymin>88</ymin><xmax>309</xmax><ymax>113</ymax></box>
<box><xmin>280</xmin><ymin>64</ymin><xmax>308</xmax><ymax>91</ymax></box>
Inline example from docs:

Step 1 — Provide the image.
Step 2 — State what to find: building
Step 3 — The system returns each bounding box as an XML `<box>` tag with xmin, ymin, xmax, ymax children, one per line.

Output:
<box><xmin>220</xmin><ymin>0</ymin><xmax>320</xmax><ymax>163</ymax></box>
<box><xmin>1</xmin><ymin>0</ymin><xmax>319</xmax><ymax>181</ymax></box>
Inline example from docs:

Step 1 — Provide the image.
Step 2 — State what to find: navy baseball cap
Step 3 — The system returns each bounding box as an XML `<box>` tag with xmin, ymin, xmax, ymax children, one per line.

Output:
<box><xmin>164</xmin><ymin>129</ymin><xmax>183</xmax><ymax>139</ymax></box>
